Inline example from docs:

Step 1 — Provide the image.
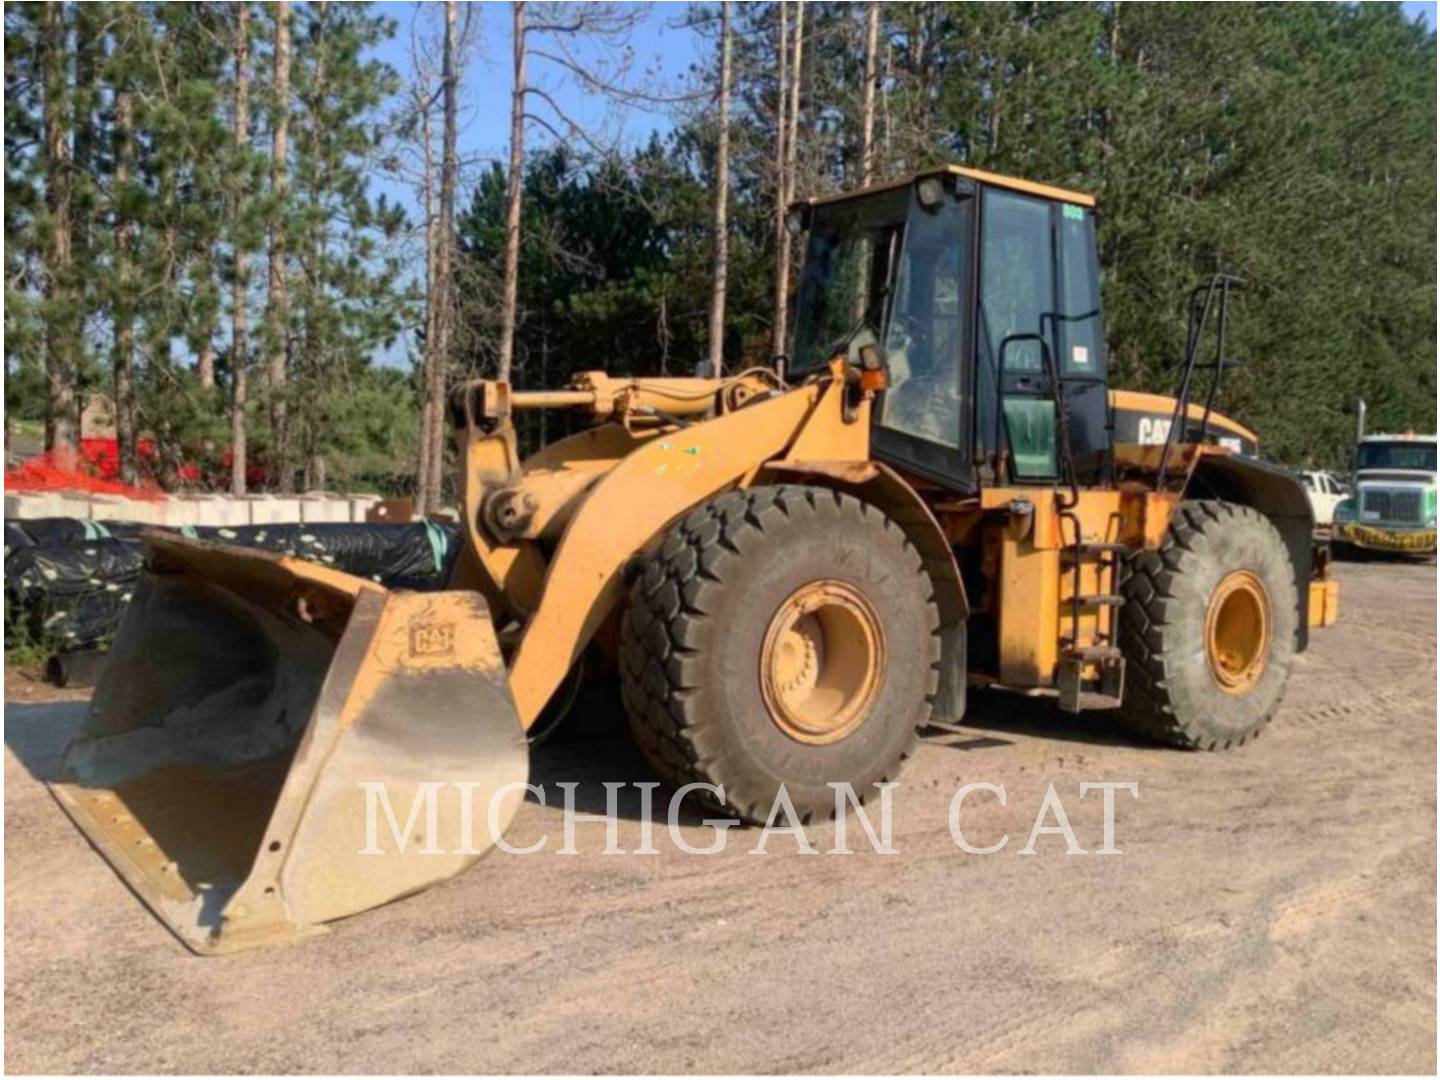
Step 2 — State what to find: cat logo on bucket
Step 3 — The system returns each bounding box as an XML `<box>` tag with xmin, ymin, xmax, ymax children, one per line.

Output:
<box><xmin>409</xmin><ymin>621</ymin><xmax>456</xmax><ymax>658</ymax></box>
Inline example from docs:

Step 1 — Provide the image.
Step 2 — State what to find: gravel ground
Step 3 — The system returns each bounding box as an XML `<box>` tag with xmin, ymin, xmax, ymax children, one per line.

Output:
<box><xmin>4</xmin><ymin>558</ymin><xmax>1435</xmax><ymax>1074</ymax></box>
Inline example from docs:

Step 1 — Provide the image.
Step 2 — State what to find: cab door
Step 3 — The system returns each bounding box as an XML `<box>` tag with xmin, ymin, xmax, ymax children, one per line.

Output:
<box><xmin>977</xmin><ymin>188</ymin><xmax>1060</xmax><ymax>482</ymax></box>
<box><xmin>871</xmin><ymin>185</ymin><xmax>975</xmax><ymax>490</ymax></box>
<box><xmin>975</xmin><ymin>187</ymin><xmax>1109</xmax><ymax>486</ymax></box>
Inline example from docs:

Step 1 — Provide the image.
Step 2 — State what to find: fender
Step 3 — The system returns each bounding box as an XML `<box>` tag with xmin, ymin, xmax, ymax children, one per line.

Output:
<box><xmin>1186</xmin><ymin>453</ymin><xmax>1316</xmax><ymax>651</ymax></box>
<box><xmin>505</xmin><ymin>376</ymin><xmax>855</xmax><ymax>726</ymax></box>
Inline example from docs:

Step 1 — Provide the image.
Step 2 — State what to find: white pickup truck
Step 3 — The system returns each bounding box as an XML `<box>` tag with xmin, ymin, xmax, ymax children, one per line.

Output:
<box><xmin>1301</xmin><ymin>470</ymin><xmax>1349</xmax><ymax>527</ymax></box>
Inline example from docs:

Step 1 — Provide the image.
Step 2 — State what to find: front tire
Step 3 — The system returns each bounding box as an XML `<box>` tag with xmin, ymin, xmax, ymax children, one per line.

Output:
<box><xmin>620</xmin><ymin>485</ymin><xmax>941</xmax><ymax>823</ymax></box>
<box><xmin>1116</xmin><ymin>500</ymin><xmax>1297</xmax><ymax>749</ymax></box>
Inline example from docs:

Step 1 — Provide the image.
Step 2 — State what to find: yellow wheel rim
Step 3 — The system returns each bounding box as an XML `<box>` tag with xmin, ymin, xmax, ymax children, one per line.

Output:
<box><xmin>1205</xmin><ymin>570</ymin><xmax>1271</xmax><ymax>694</ymax></box>
<box><xmin>760</xmin><ymin>580</ymin><xmax>884</xmax><ymax>745</ymax></box>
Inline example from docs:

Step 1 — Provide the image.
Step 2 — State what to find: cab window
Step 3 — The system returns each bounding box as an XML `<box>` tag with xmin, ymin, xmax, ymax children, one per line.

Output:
<box><xmin>879</xmin><ymin>196</ymin><xmax>967</xmax><ymax>449</ymax></box>
<box><xmin>790</xmin><ymin>190</ymin><xmax>907</xmax><ymax>374</ymax></box>
<box><xmin>1056</xmin><ymin>206</ymin><xmax>1104</xmax><ymax>376</ymax></box>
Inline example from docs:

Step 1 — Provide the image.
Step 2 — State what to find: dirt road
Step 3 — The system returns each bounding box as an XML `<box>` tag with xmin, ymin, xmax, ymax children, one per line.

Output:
<box><xmin>5</xmin><ymin>559</ymin><xmax>1435</xmax><ymax>1074</ymax></box>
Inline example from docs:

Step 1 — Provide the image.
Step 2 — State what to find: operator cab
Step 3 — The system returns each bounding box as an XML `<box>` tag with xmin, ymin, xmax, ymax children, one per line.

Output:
<box><xmin>788</xmin><ymin>166</ymin><xmax>1109</xmax><ymax>494</ymax></box>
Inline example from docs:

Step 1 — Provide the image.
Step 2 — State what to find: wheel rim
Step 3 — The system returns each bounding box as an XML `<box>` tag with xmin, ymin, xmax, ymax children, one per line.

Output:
<box><xmin>760</xmin><ymin>580</ymin><xmax>884</xmax><ymax>745</ymax></box>
<box><xmin>1205</xmin><ymin>570</ymin><xmax>1271</xmax><ymax>694</ymax></box>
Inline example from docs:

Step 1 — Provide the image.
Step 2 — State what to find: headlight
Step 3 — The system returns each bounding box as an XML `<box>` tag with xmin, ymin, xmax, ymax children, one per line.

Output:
<box><xmin>1334</xmin><ymin>499</ymin><xmax>1355</xmax><ymax>524</ymax></box>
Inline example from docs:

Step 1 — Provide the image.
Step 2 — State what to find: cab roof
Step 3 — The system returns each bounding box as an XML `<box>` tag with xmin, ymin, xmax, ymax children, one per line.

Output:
<box><xmin>797</xmin><ymin>164</ymin><xmax>1097</xmax><ymax>210</ymax></box>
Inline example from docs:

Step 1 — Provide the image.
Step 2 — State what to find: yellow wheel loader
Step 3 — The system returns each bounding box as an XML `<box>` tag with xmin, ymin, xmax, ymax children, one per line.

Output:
<box><xmin>51</xmin><ymin>165</ymin><xmax>1338</xmax><ymax>953</ymax></box>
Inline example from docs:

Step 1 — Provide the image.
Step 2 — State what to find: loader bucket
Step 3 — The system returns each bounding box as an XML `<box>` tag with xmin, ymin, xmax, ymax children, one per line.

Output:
<box><xmin>49</xmin><ymin>533</ymin><xmax>527</xmax><ymax>954</ymax></box>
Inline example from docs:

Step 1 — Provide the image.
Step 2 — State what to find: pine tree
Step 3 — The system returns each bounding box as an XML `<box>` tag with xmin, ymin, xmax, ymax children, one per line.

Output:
<box><xmin>283</xmin><ymin>0</ymin><xmax>412</xmax><ymax>490</ymax></box>
<box><xmin>40</xmin><ymin>1</ymin><xmax>78</xmax><ymax>456</ymax></box>
<box><xmin>706</xmin><ymin>0</ymin><xmax>732</xmax><ymax>378</ymax></box>
<box><xmin>265</xmin><ymin>0</ymin><xmax>291</xmax><ymax>488</ymax></box>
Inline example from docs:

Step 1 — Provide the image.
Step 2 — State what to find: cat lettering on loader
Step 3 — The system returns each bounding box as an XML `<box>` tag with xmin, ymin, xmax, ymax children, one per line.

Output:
<box><xmin>52</xmin><ymin>166</ymin><xmax>1339</xmax><ymax>953</ymax></box>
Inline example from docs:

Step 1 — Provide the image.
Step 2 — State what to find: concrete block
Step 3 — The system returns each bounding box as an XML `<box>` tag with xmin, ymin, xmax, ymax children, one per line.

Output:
<box><xmin>299</xmin><ymin>494</ymin><xmax>351</xmax><ymax>524</ymax></box>
<box><xmin>346</xmin><ymin>494</ymin><xmax>382</xmax><ymax>523</ymax></box>
<box><xmin>90</xmin><ymin>494</ymin><xmax>166</xmax><ymax>526</ymax></box>
<box><xmin>164</xmin><ymin>496</ymin><xmax>203</xmax><ymax>528</ymax></box>
<box><xmin>53</xmin><ymin>489</ymin><xmax>98</xmax><ymax>519</ymax></box>
<box><xmin>86</xmin><ymin>494</ymin><xmax>130</xmax><ymax>524</ymax></box>
<box><xmin>5</xmin><ymin>491</ymin><xmax>63</xmax><ymax>519</ymax></box>
<box><xmin>177</xmin><ymin>494</ymin><xmax>249</xmax><ymax>528</ymax></box>
<box><xmin>244</xmin><ymin>495</ymin><xmax>302</xmax><ymax>525</ymax></box>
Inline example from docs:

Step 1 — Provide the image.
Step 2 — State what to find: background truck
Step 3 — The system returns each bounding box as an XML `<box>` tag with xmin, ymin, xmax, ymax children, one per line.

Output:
<box><xmin>1334</xmin><ymin>433</ymin><xmax>1438</xmax><ymax>555</ymax></box>
<box><xmin>1301</xmin><ymin>470</ymin><xmax>1350</xmax><ymax>529</ymax></box>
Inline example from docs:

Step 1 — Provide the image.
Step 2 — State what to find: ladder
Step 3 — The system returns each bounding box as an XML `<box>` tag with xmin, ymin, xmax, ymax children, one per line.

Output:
<box><xmin>1023</xmin><ymin>328</ymin><xmax>1126</xmax><ymax>713</ymax></box>
<box><xmin>1055</xmin><ymin>509</ymin><xmax>1127</xmax><ymax>713</ymax></box>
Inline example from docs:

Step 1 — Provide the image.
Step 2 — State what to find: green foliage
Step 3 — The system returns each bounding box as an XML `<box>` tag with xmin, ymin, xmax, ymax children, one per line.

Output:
<box><xmin>280</xmin><ymin>1</ymin><xmax>417</xmax><ymax>485</ymax></box>
<box><xmin>4</xmin><ymin>1</ymin><xmax>416</xmax><ymax>491</ymax></box>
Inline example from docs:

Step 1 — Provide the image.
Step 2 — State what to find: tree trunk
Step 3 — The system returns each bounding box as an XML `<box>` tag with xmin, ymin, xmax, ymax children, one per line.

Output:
<box><xmin>198</xmin><ymin>346</ymin><xmax>217</xmax><ymax>390</ymax></box>
<box><xmin>861</xmin><ymin>1</ymin><xmax>879</xmax><ymax>184</ymax></box>
<box><xmin>71</xmin><ymin>4</ymin><xmax>99</xmax><ymax>441</ymax></box>
<box><xmin>427</xmin><ymin>0</ymin><xmax>459</xmax><ymax>511</ymax></box>
<box><xmin>770</xmin><ymin>1</ymin><xmax>789</xmax><ymax>361</ymax></box>
<box><xmin>42</xmin><ymin>2</ymin><xmax>77</xmax><ymax>459</ymax></box>
<box><xmin>773</xmin><ymin>0</ymin><xmax>804</xmax><ymax>367</ymax></box>
<box><xmin>231</xmin><ymin>1</ymin><xmax>251</xmax><ymax>495</ymax></box>
<box><xmin>496</xmin><ymin>0</ymin><xmax>526</xmax><ymax>386</ymax></box>
<box><xmin>113</xmin><ymin>87</ymin><xmax>137</xmax><ymax>486</ymax></box>
<box><xmin>706</xmin><ymin>0</ymin><xmax>731</xmax><ymax>379</ymax></box>
<box><xmin>415</xmin><ymin>91</ymin><xmax>438</xmax><ymax>516</ymax></box>
<box><xmin>267</xmin><ymin>0</ymin><xmax>291</xmax><ymax>491</ymax></box>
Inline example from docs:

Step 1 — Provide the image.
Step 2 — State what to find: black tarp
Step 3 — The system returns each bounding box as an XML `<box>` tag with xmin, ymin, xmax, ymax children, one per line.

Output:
<box><xmin>4</xmin><ymin>539</ymin><xmax>145</xmax><ymax>649</ymax></box>
<box><xmin>9</xmin><ymin>516</ymin><xmax>147</xmax><ymax>546</ymax></box>
<box><xmin>4</xmin><ymin>519</ymin><xmax>463</xmax><ymax>653</ymax></box>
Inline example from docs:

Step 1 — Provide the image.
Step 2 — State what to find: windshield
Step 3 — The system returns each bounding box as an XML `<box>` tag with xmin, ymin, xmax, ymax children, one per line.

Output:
<box><xmin>790</xmin><ymin>190</ymin><xmax>907</xmax><ymax>373</ymax></box>
<box><xmin>1356</xmin><ymin>441</ymin><xmax>1437</xmax><ymax>471</ymax></box>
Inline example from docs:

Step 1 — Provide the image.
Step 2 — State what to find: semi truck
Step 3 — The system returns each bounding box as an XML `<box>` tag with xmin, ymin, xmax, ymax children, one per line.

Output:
<box><xmin>1334</xmin><ymin>432</ymin><xmax>1438</xmax><ymax>555</ymax></box>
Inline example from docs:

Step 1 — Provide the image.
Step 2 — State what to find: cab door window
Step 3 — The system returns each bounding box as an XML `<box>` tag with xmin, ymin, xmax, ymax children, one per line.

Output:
<box><xmin>981</xmin><ymin>189</ymin><xmax>1058</xmax><ymax>479</ymax></box>
<box><xmin>879</xmin><ymin>197</ymin><xmax>967</xmax><ymax>449</ymax></box>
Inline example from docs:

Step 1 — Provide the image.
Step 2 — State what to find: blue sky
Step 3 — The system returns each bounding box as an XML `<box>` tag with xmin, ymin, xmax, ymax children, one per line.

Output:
<box><xmin>370</xmin><ymin>2</ymin><xmax>699</xmax><ymax>185</ymax></box>
<box><xmin>1404</xmin><ymin>0</ymin><xmax>1437</xmax><ymax>25</ymax></box>
<box><xmin>370</xmin><ymin>1</ymin><xmax>1436</xmax><ymax>180</ymax></box>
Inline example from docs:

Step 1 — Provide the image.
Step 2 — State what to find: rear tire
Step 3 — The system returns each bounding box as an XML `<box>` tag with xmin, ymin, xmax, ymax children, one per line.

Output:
<box><xmin>1116</xmin><ymin>500</ymin><xmax>1297</xmax><ymax>749</ymax></box>
<box><xmin>620</xmin><ymin>485</ymin><xmax>941</xmax><ymax>823</ymax></box>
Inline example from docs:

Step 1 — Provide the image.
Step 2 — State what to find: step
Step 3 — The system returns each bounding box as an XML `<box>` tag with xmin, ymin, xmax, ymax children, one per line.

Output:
<box><xmin>1062</xmin><ymin>542</ymin><xmax>1129</xmax><ymax>563</ymax></box>
<box><xmin>1062</xmin><ymin>645</ymin><xmax>1122</xmax><ymax>662</ymax></box>
<box><xmin>1065</xmin><ymin>594</ymin><xmax>1125</xmax><ymax>610</ymax></box>
<box><xmin>1057</xmin><ymin>652</ymin><xmax>1126</xmax><ymax>713</ymax></box>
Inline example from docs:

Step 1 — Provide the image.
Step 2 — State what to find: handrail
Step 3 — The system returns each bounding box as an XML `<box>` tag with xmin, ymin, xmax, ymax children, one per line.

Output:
<box><xmin>1155</xmin><ymin>273</ymin><xmax>1244</xmax><ymax>490</ymax></box>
